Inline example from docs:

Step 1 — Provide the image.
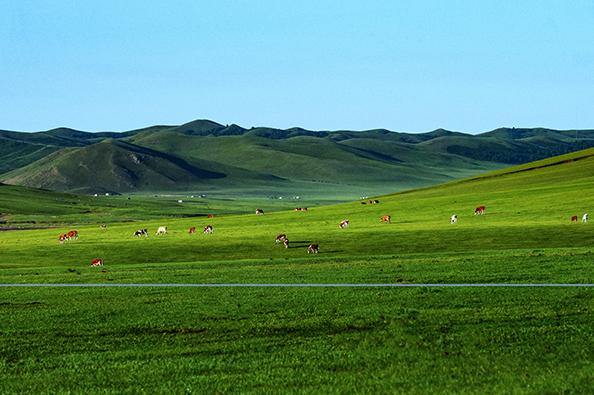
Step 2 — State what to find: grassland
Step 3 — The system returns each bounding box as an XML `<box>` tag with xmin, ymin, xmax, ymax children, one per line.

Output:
<box><xmin>1</xmin><ymin>148</ymin><xmax>594</xmax><ymax>393</ymax></box>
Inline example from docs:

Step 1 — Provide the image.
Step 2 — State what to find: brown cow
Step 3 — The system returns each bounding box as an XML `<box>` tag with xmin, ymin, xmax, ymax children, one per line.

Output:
<box><xmin>207</xmin><ymin>214</ymin><xmax>215</xmax><ymax>219</ymax></box>
<box><xmin>255</xmin><ymin>208</ymin><xmax>264</xmax><ymax>215</ymax></box>
<box><xmin>58</xmin><ymin>233</ymin><xmax>67</xmax><ymax>243</ymax></box>
<box><xmin>307</xmin><ymin>244</ymin><xmax>319</xmax><ymax>254</ymax></box>
<box><xmin>275</xmin><ymin>234</ymin><xmax>287</xmax><ymax>243</ymax></box>
<box><xmin>188</xmin><ymin>227</ymin><xmax>196</xmax><ymax>234</ymax></box>
<box><xmin>571</xmin><ymin>215</ymin><xmax>579</xmax><ymax>222</ymax></box>
<box><xmin>380</xmin><ymin>215</ymin><xmax>391</xmax><ymax>223</ymax></box>
<box><xmin>91</xmin><ymin>258</ymin><xmax>104</xmax><ymax>267</ymax></box>
<box><xmin>67</xmin><ymin>230</ymin><xmax>78</xmax><ymax>240</ymax></box>
<box><xmin>294</xmin><ymin>207</ymin><xmax>308</xmax><ymax>212</ymax></box>
<box><xmin>203</xmin><ymin>225</ymin><xmax>213</xmax><ymax>234</ymax></box>
<box><xmin>474</xmin><ymin>206</ymin><xmax>486</xmax><ymax>215</ymax></box>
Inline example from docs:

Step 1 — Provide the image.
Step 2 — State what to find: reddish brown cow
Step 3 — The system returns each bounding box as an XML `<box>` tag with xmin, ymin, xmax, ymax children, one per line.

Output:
<box><xmin>91</xmin><ymin>258</ymin><xmax>104</xmax><ymax>267</ymax></box>
<box><xmin>474</xmin><ymin>206</ymin><xmax>486</xmax><ymax>215</ymax></box>
<box><xmin>207</xmin><ymin>214</ymin><xmax>215</xmax><ymax>219</ymax></box>
<box><xmin>571</xmin><ymin>215</ymin><xmax>579</xmax><ymax>222</ymax></box>
<box><xmin>380</xmin><ymin>215</ymin><xmax>391</xmax><ymax>223</ymax></box>
<box><xmin>67</xmin><ymin>230</ymin><xmax>78</xmax><ymax>240</ymax></box>
<box><xmin>307</xmin><ymin>244</ymin><xmax>319</xmax><ymax>254</ymax></box>
<box><xmin>188</xmin><ymin>227</ymin><xmax>196</xmax><ymax>234</ymax></box>
<box><xmin>58</xmin><ymin>233</ymin><xmax>67</xmax><ymax>243</ymax></box>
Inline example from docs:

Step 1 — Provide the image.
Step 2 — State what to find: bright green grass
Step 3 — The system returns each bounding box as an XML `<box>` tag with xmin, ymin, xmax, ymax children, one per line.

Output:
<box><xmin>2</xmin><ymin>287</ymin><xmax>593</xmax><ymax>394</ymax></box>
<box><xmin>1</xmin><ymin>149</ymin><xmax>594</xmax><ymax>393</ymax></box>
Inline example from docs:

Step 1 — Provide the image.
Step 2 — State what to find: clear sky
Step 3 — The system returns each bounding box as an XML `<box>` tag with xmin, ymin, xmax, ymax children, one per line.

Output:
<box><xmin>1</xmin><ymin>1</ymin><xmax>593</xmax><ymax>133</ymax></box>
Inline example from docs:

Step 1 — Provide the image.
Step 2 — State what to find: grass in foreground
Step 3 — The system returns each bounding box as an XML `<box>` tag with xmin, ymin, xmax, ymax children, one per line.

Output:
<box><xmin>1</xmin><ymin>148</ymin><xmax>594</xmax><ymax>393</ymax></box>
<box><xmin>1</xmin><ymin>287</ymin><xmax>593</xmax><ymax>394</ymax></box>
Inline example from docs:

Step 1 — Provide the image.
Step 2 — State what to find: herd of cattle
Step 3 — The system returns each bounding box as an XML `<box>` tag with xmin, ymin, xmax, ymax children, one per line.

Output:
<box><xmin>58</xmin><ymin>203</ymin><xmax>590</xmax><ymax>266</ymax></box>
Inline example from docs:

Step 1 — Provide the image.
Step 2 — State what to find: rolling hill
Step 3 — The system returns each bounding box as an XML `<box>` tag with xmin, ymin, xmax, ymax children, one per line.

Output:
<box><xmin>2</xmin><ymin>119</ymin><xmax>594</xmax><ymax>196</ymax></box>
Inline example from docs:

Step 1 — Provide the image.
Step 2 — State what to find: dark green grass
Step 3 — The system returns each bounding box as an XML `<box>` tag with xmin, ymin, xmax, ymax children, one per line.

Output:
<box><xmin>1</xmin><ymin>287</ymin><xmax>593</xmax><ymax>394</ymax></box>
<box><xmin>0</xmin><ymin>183</ymin><xmax>345</xmax><ymax>225</ymax></box>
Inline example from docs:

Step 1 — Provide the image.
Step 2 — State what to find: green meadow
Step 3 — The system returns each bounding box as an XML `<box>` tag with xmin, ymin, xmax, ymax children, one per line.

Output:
<box><xmin>1</xmin><ymin>148</ymin><xmax>594</xmax><ymax>393</ymax></box>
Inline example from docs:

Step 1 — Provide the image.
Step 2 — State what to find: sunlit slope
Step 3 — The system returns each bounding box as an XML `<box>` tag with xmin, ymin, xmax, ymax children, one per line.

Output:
<box><xmin>1</xmin><ymin>148</ymin><xmax>593</xmax><ymax>278</ymax></box>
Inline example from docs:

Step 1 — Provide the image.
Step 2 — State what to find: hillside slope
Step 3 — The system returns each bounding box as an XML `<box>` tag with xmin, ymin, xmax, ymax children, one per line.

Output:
<box><xmin>2</xmin><ymin>119</ymin><xmax>594</xmax><ymax>195</ymax></box>
<box><xmin>1</xmin><ymin>140</ymin><xmax>227</xmax><ymax>194</ymax></box>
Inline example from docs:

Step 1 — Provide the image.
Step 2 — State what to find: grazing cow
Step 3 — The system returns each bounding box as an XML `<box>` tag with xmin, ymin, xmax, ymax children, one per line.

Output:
<box><xmin>294</xmin><ymin>207</ymin><xmax>308</xmax><ymax>212</ymax></box>
<box><xmin>583</xmin><ymin>213</ymin><xmax>589</xmax><ymax>223</ymax></box>
<box><xmin>67</xmin><ymin>230</ymin><xmax>78</xmax><ymax>240</ymax></box>
<box><xmin>134</xmin><ymin>228</ymin><xmax>148</xmax><ymax>237</ymax></box>
<box><xmin>450</xmin><ymin>214</ymin><xmax>458</xmax><ymax>224</ymax></box>
<box><xmin>155</xmin><ymin>226</ymin><xmax>167</xmax><ymax>235</ymax></box>
<box><xmin>474</xmin><ymin>206</ymin><xmax>486</xmax><ymax>215</ymax></box>
<box><xmin>571</xmin><ymin>215</ymin><xmax>579</xmax><ymax>222</ymax></box>
<box><xmin>283</xmin><ymin>239</ymin><xmax>289</xmax><ymax>249</ymax></box>
<box><xmin>361</xmin><ymin>201</ymin><xmax>367</xmax><ymax>205</ymax></box>
<box><xmin>381</xmin><ymin>215</ymin><xmax>391</xmax><ymax>223</ymax></box>
<box><xmin>307</xmin><ymin>244</ymin><xmax>319</xmax><ymax>254</ymax></box>
<box><xmin>255</xmin><ymin>208</ymin><xmax>264</xmax><ymax>215</ymax></box>
<box><xmin>275</xmin><ymin>234</ymin><xmax>287</xmax><ymax>243</ymax></box>
<box><xmin>207</xmin><ymin>214</ymin><xmax>215</xmax><ymax>219</ymax></box>
<box><xmin>100</xmin><ymin>224</ymin><xmax>107</xmax><ymax>230</ymax></box>
<box><xmin>339</xmin><ymin>219</ymin><xmax>350</xmax><ymax>229</ymax></box>
<box><xmin>58</xmin><ymin>233</ymin><xmax>67</xmax><ymax>243</ymax></box>
<box><xmin>91</xmin><ymin>258</ymin><xmax>104</xmax><ymax>267</ymax></box>
<box><xmin>188</xmin><ymin>227</ymin><xmax>196</xmax><ymax>234</ymax></box>
<box><xmin>373</xmin><ymin>200</ymin><xmax>379</xmax><ymax>204</ymax></box>
<box><xmin>203</xmin><ymin>225</ymin><xmax>213</xmax><ymax>234</ymax></box>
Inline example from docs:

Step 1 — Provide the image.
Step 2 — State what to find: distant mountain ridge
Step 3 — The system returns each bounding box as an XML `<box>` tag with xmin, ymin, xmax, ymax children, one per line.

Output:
<box><xmin>1</xmin><ymin>119</ymin><xmax>594</xmax><ymax>195</ymax></box>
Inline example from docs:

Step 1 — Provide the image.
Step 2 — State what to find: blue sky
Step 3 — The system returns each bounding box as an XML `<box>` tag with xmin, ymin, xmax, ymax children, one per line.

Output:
<box><xmin>1</xmin><ymin>1</ymin><xmax>593</xmax><ymax>133</ymax></box>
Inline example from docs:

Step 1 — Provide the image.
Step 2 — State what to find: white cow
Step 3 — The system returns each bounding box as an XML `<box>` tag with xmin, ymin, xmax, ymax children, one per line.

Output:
<box><xmin>156</xmin><ymin>226</ymin><xmax>168</xmax><ymax>235</ymax></box>
<box><xmin>450</xmin><ymin>214</ymin><xmax>458</xmax><ymax>224</ymax></box>
<box><xmin>339</xmin><ymin>219</ymin><xmax>349</xmax><ymax>229</ymax></box>
<box><xmin>583</xmin><ymin>213</ymin><xmax>589</xmax><ymax>223</ymax></box>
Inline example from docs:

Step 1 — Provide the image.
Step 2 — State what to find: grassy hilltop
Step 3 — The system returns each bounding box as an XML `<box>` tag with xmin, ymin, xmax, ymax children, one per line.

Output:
<box><xmin>2</xmin><ymin>120</ymin><xmax>594</xmax><ymax>198</ymax></box>
<box><xmin>1</xmin><ymin>148</ymin><xmax>594</xmax><ymax>393</ymax></box>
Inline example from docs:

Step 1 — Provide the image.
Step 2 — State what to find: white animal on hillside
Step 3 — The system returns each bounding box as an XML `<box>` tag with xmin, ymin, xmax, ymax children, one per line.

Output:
<box><xmin>583</xmin><ymin>213</ymin><xmax>589</xmax><ymax>223</ymax></box>
<box><xmin>155</xmin><ymin>226</ymin><xmax>168</xmax><ymax>235</ymax></box>
<box><xmin>450</xmin><ymin>214</ymin><xmax>458</xmax><ymax>224</ymax></box>
<box><xmin>339</xmin><ymin>219</ymin><xmax>349</xmax><ymax>229</ymax></box>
